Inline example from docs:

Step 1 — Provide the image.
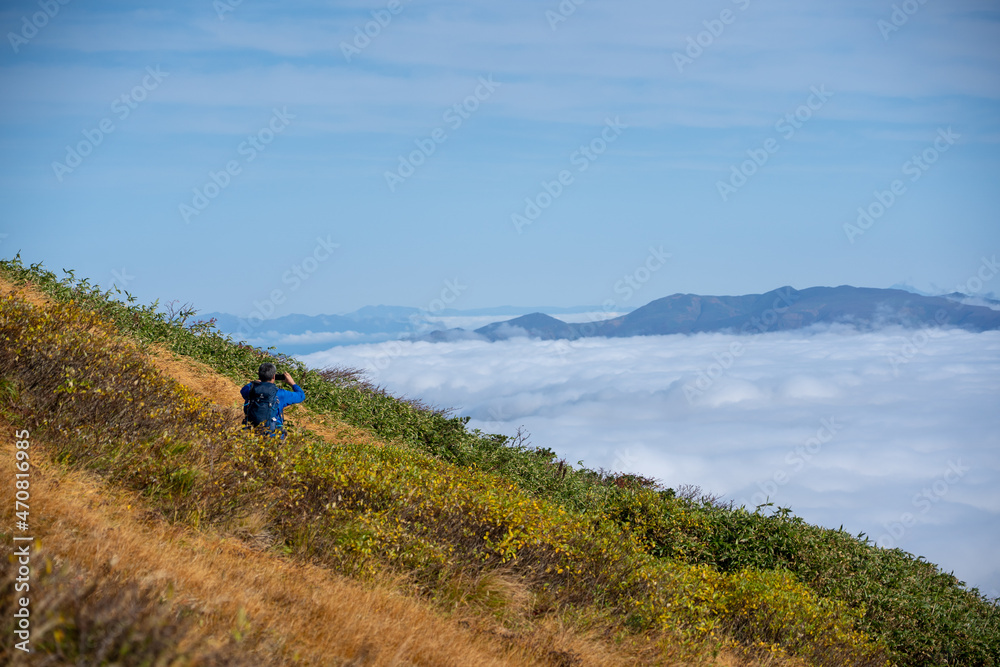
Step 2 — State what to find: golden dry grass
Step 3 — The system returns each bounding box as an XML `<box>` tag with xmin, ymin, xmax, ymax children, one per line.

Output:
<box><xmin>3</xmin><ymin>420</ymin><xmax>661</xmax><ymax>666</ymax></box>
<box><xmin>0</xmin><ymin>274</ymin><xmax>386</xmax><ymax>448</ymax></box>
<box><xmin>0</xmin><ymin>274</ymin><xmax>750</xmax><ymax>666</ymax></box>
<box><xmin>0</xmin><ymin>276</ymin><xmax>47</xmax><ymax>309</ymax></box>
<box><xmin>146</xmin><ymin>345</ymin><xmax>386</xmax><ymax>449</ymax></box>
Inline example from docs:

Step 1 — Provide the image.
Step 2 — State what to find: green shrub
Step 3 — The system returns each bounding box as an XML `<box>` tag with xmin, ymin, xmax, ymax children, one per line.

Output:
<box><xmin>4</xmin><ymin>255</ymin><xmax>997</xmax><ymax>666</ymax></box>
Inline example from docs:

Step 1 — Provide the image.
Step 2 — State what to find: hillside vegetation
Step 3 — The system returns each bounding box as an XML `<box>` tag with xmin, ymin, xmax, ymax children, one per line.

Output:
<box><xmin>2</xmin><ymin>255</ymin><xmax>998</xmax><ymax>666</ymax></box>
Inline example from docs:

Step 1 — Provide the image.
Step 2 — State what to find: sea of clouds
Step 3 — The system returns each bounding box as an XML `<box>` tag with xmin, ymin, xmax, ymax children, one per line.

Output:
<box><xmin>301</xmin><ymin>327</ymin><xmax>1000</xmax><ymax>597</ymax></box>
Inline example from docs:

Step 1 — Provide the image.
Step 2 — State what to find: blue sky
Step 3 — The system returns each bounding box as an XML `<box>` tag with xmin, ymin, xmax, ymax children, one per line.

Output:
<box><xmin>1</xmin><ymin>0</ymin><xmax>998</xmax><ymax>318</ymax></box>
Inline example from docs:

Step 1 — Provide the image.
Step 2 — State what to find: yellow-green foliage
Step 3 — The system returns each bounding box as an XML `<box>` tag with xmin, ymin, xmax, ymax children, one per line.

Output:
<box><xmin>0</xmin><ymin>287</ymin><xmax>891</xmax><ymax>666</ymax></box>
<box><xmin>6</xmin><ymin>257</ymin><xmax>1000</xmax><ymax>665</ymax></box>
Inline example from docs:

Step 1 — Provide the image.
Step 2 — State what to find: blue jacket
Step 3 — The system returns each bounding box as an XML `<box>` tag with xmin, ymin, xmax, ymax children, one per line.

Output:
<box><xmin>240</xmin><ymin>381</ymin><xmax>305</xmax><ymax>430</ymax></box>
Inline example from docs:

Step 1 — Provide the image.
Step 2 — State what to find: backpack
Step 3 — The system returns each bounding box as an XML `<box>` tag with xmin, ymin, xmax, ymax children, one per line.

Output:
<box><xmin>243</xmin><ymin>381</ymin><xmax>280</xmax><ymax>431</ymax></box>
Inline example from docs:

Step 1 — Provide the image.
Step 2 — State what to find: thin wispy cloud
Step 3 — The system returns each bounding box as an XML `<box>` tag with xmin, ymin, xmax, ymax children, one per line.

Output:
<box><xmin>3</xmin><ymin>0</ymin><xmax>997</xmax><ymax>312</ymax></box>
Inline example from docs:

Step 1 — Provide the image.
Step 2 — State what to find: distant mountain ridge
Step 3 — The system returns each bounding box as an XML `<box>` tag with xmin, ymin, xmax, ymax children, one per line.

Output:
<box><xmin>201</xmin><ymin>304</ymin><xmax>616</xmax><ymax>354</ymax></box>
<box><xmin>203</xmin><ymin>304</ymin><xmax>612</xmax><ymax>337</ymax></box>
<box><xmin>475</xmin><ymin>313</ymin><xmax>580</xmax><ymax>341</ymax></box>
<box><xmin>202</xmin><ymin>286</ymin><xmax>1000</xmax><ymax>353</ymax></box>
<box><xmin>430</xmin><ymin>286</ymin><xmax>1000</xmax><ymax>342</ymax></box>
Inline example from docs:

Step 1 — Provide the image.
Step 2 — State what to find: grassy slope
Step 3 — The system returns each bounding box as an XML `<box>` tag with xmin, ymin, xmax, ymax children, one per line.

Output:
<box><xmin>2</xmin><ymin>256</ymin><xmax>998</xmax><ymax>665</ymax></box>
<box><xmin>0</xmin><ymin>414</ymin><xmax>556</xmax><ymax>666</ymax></box>
<box><xmin>0</xmin><ymin>279</ymin><xmax>677</xmax><ymax>665</ymax></box>
<box><xmin>0</xmin><ymin>272</ymin><xmax>745</xmax><ymax>667</ymax></box>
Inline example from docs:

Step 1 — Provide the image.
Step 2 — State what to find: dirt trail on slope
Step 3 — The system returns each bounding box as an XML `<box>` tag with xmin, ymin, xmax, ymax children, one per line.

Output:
<box><xmin>0</xmin><ymin>274</ymin><xmax>381</xmax><ymax>448</ymax></box>
<box><xmin>1</xmin><ymin>273</ymin><xmax>654</xmax><ymax>666</ymax></box>
<box><xmin>147</xmin><ymin>345</ymin><xmax>385</xmax><ymax>448</ymax></box>
<box><xmin>0</xmin><ymin>277</ymin><xmax>48</xmax><ymax>309</ymax></box>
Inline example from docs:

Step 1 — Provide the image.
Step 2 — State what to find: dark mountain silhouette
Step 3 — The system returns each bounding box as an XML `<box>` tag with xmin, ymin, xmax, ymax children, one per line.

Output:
<box><xmin>204</xmin><ymin>286</ymin><xmax>1000</xmax><ymax>352</ymax></box>
<box><xmin>474</xmin><ymin>313</ymin><xmax>580</xmax><ymax>340</ymax></box>
<box><xmin>451</xmin><ymin>286</ymin><xmax>1000</xmax><ymax>342</ymax></box>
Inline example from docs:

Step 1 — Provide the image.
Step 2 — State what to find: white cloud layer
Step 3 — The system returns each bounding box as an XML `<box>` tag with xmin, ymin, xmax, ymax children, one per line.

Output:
<box><xmin>302</xmin><ymin>327</ymin><xmax>1000</xmax><ymax>596</ymax></box>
